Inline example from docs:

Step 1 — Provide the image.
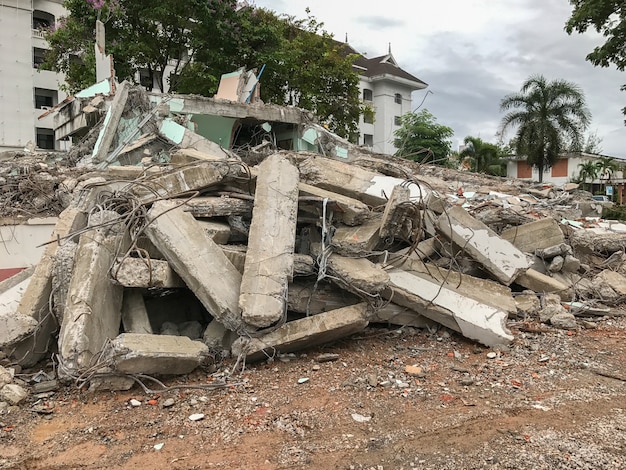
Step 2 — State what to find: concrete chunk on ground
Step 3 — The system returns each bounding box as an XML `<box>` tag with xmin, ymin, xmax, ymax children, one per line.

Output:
<box><xmin>145</xmin><ymin>201</ymin><xmax>243</xmax><ymax>332</ymax></box>
<box><xmin>121</xmin><ymin>289</ymin><xmax>153</xmax><ymax>334</ymax></box>
<box><xmin>501</xmin><ymin>218</ymin><xmax>565</xmax><ymax>253</ymax></box>
<box><xmin>595</xmin><ymin>270</ymin><xmax>626</xmax><ymax>296</ymax></box>
<box><xmin>203</xmin><ymin>319</ymin><xmax>238</xmax><ymax>350</ymax></box>
<box><xmin>384</xmin><ymin>269</ymin><xmax>514</xmax><ymax>347</ymax></box>
<box><xmin>59</xmin><ymin>210</ymin><xmax>129</xmax><ymax>373</ymax></box>
<box><xmin>239</xmin><ymin>155</ymin><xmax>299</xmax><ymax>328</ymax></box>
<box><xmin>0</xmin><ymin>269</ymin><xmax>38</xmax><ymax>348</ymax></box>
<box><xmin>370</xmin><ymin>303</ymin><xmax>437</xmax><ymax>328</ymax></box>
<box><xmin>437</xmin><ymin>206</ymin><xmax>531</xmax><ymax>285</ymax></box>
<box><xmin>332</xmin><ymin>216</ymin><xmax>382</xmax><ymax>256</ymax></box>
<box><xmin>112</xmin><ymin>257</ymin><xmax>185</xmax><ymax>288</ymax></box>
<box><xmin>515</xmin><ymin>268</ymin><xmax>573</xmax><ymax>301</ymax></box>
<box><xmin>131</xmin><ymin>163</ymin><xmax>230</xmax><ymax>203</ymax></box>
<box><xmin>106</xmin><ymin>333</ymin><xmax>208</xmax><ymax>375</ymax></box>
<box><xmin>297</xmin><ymin>156</ymin><xmax>431</xmax><ymax>207</ymax></box>
<box><xmin>12</xmin><ymin>207</ymin><xmax>86</xmax><ymax>366</ymax></box>
<box><xmin>231</xmin><ymin>303</ymin><xmax>370</xmax><ymax>362</ymax></box>
<box><xmin>298</xmin><ymin>182</ymin><xmax>371</xmax><ymax>226</ymax></box>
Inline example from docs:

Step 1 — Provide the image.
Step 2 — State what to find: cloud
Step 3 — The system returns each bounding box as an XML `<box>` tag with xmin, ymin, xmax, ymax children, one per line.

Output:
<box><xmin>356</xmin><ymin>16</ymin><xmax>406</xmax><ymax>30</ymax></box>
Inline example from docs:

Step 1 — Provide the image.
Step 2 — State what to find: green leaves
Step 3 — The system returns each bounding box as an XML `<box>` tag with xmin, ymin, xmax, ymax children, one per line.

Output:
<box><xmin>393</xmin><ymin>110</ymin><xmax>454</xmax><ymax>165</ymax></box>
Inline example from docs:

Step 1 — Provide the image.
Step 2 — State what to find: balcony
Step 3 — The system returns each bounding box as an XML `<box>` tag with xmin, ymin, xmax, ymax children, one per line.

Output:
<box><xmin>32</xmin><ymin>29</ymin><xmax>45</xmax><ymax>39</ymax></box>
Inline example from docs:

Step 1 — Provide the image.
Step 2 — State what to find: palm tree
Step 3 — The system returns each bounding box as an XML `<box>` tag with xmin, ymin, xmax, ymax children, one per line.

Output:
<box><xmin>459</xmin><ymin>136</ymin><xmax>505</xmax><ymax>176</ymax></box>
<box><xmin>500</xmin><ymin>75</ymin><xmax>591</xmax><ymax>183</ymax></box>
<box><xmin>595</xmin><ymin>156</ymin><xmax>617</xmax><ymax>197</ymax></box>
<box><xmin>577</xmin><ymin>160</ymin><xmax>600</xmax><ymax>192</ymax></box>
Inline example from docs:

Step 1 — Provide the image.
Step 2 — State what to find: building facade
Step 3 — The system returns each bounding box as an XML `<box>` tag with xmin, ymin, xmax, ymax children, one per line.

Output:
<box><xmin>352</xmin><ymin>50</ymin><xmax>428</xmax><ymax>155</ymax></box>
<box><xmin>0</xmin><ymin>0</ymin><xmax>68</xmax><ymax>152</ymax></box>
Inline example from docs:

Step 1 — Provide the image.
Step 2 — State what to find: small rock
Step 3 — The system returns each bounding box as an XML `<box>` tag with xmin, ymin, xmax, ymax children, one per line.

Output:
<box><xmin>32</xmin><ymin>380</ymin><xmax>59</xmax><ymax>394</ymax></box>
<box><xmin>316</xmin><ymin>353</ymin><xmax>340</xmax><ymax>363</ymax></box>
<box><xmin>562</xmin><ymin>254</ymin><xmax>581</xmax><ymax>273</ymax></box>
<box><xmin>162</xmin><ymin>398</ymin><xmax>176</xmax><ymax>408</ymax></box>
<box><xmin>459</xmin><ymin>378</ymin><xmax>474</xmax><ymax>386</ymax></box>
<box><xmin>154</xmin><ymin>443</ymin><xmax>164</xmax><ymax>451</ymax></box>
<box><xmin>486</xmin><ymin>352</ymin><xmax>497</xmax><ymax>359</ymax></box>
<box><xmin>0</xmin><ymin>366</ymin><xmax>12</xmax><ymax>387</ymax></box>
<box><xmin>129</xmin><ymin>399</ymin><xmax>142</xmax><ymax>407</ymax></box>
<box><xmin>405</xmin><ymin>365</ymin><xmax>423</xmax><ymax>377</ymax></box>
<box><xmin>581</xmin><ymin>320</ymin><xmax>598</xmax><ymax>329</ymax></box>
<box><xmin>189</xmin><ymin>413</ymin><xmax>205</xmax><ymax>421</ymax></box>
<box><xmin>550</xmin><ymin>312</ymin><xmax>577</xmax><ymax>330</ymax></box>
<box><xmin>548</xmin><ymin>255</ymin><xmax>564</xmax><ymax>272</ymax></box>
<box><xmin>297</xmin><ymin>377</ymin><xmax>309</xmax><ymax>384</ymax></box>
<box><xmin>351</xmin><ymin>413</ymin><xmax>371</xmax><ymax>423</ymax></box>
<box><xmin>0</xmin><ymin>384</ymin><xmax>28</xmax><ymax>405</ymax></box>
<box><xmin>312</xmin><ymin>365</ymin><xmax>320</xmax><ymax>371</ymax></box>
<box><xmin>367</xmin><ymin>373</ymin><xmax>378</xmax><ymax>387</ymax></box>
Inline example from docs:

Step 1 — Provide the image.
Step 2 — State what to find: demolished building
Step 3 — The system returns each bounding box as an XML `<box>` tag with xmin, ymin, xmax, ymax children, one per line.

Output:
<box><xmin>2</xmin><ymin>77</ymin><xmax>626</xmax><ymax>394</ymax></box>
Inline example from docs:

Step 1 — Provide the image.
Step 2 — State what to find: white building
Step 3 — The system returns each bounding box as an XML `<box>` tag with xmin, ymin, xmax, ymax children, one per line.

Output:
<box><xmin>0</xmin><ymin>0</ymin><xmax>69</xmax><ymax>152</ymax></box>
<box><xmin>351</xmin><ymin>47</ymin><xmax>428</xmax><ymax>155</ymax></box>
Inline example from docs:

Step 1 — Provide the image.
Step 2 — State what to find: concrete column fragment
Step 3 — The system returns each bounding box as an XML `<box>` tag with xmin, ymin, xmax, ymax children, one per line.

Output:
<box><xmin>231</xmin><ymin>303</ymin><xmax>370</xmax><ymax>362</ymax></box>
<box><xmin>106</xmin><ymin>333</ymin><xmax>208</xmax><ymax>375</ymax></box>
<box><xmin>384</xmin><ymin>269</ymin><xmax>514</xmax><ymax>347</ymax></box>
<box><xmin>145</xmin><ymin>201</ymin><xmax>243</xmax><ymax>332</ymax></box>
<box><xmin>515</xmin><ymin>268</ymin><xmax>573</xmax><ymax>301</ymax></box>
<box><xmin>59</xmin><ymin>210</ymin><xmax>129</xmax><ymax>373</ymax></box>
<box><xmin>239</xmin><ymin>155</ymin><xmax>299</xmax><ymax>328</ymax></box>
<box><xmin>12</xmin><ymin>207</ymin><xmax>86</xmax><ymax>366</ymax></box>
<box><xmin>184</xmin><ymin>197</ymin><xmax>253</xmax><ymax>218</ymax></box>
<box><xmin>121</xmin><ymin>289</ymin><xmax>153</xmax><ymax>334</ymax></box>
<box><xmin>298</xmin><ymin>182</ymin><xmax>371</xmax><ymax>226</ymax></box>
<box><xmin>379</xmin><ymin>185</ymin><xmax>412</xmax><ymax>241</ymax></box>
<box><xmin>437</xmin><ymin>206</ymin><xmax>531</xmax><ymax>285</ymax></box>
<box><xmin>332</xmin><ymin>216</ymin><xmax>382</xmax><ymax>256</ymax></box>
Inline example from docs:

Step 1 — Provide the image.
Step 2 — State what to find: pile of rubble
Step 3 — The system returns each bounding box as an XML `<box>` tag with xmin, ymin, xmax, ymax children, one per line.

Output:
<box><xmin>1</xmin><ymin>82</ymin><xmax>626</xmax><ymax>394</ymax></box>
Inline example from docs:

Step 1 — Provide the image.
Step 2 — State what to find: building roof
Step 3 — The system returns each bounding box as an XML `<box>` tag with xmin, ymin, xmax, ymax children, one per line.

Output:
<box><xmin>336</xmin><ymin>41</ymin><xmax>428</xmax><ymax>88</ymax></box>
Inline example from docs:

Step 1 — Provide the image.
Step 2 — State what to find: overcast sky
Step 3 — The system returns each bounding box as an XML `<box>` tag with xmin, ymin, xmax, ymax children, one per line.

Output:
<box><xmin>253</xmin><ymin>0</ymin><xmax>625</xmax><ymax>158</ymax></box>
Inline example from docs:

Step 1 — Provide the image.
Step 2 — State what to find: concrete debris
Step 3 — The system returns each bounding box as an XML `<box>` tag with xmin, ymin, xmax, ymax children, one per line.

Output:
<box><xmin>2</xmin><ymin>80</ymin><xmax>624</xmax><ymax>393</ymax></box>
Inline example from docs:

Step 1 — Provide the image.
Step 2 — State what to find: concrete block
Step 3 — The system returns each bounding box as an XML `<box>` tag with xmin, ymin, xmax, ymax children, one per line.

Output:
<box><xmin>0</xmin><ymin>383</ymin><xmax>28</xmax><ymax>405</ymax></box>
<box><xmin>231</xmin><ymin>303</ymin><xmax>370</xmax><ymax>362</ymax></box>
<box><xmin>515</xmin><ymin>268</ymin><xmax>573</xmax><ymax>301</ymax></box>
<box><xmin>107</xmin><ymin>333</ymin><xmax>208</xmax><ymax>375</ymax></box>
<box><xmin>113</xmin><ymin>257</ymin><xmax>185</xmax><ymax>288</ymax></box>
<box><xmin>287</xmin><ymin>281</ymin><xmax>359</xmax><ymax>315</ymax></box>
<box><xmin>196</xmin><ymin>219</ymin><xmax>231</xmax><ymax>244</ymax></box>
<box><xmin>12</xmin><ymin>207</ymin><xmax>86</xmax><ymax>366</ymax></box>
<box><xmin>298</xmin><ymin>182</ymin><xmax>371</xmax><ymax>226</ymax></box>
<box><xmin>121</xmin><ymin>289</ymin><xmax>153</xmax><ymax>334</ymax></box>
<box><xmin>437</xmin><ymin>206</ymin><xmax>531</xmax><ymax>285</ymax></box>
<box><xmin>145</xmin><ymin>201</ymin><xmax>243</xmax><ymax>332</ymax></box>
<box><xmin>332</xmin><ymin>216</ymin><xmax>382</xmax><ymax>256</ymax></box>
<box><xmin>379</xmin><ymin>185</ymin><xmax>412</xmax><ymax>241</ymax></box>
<box><xmin>536</xmin><ymin>243</ymin><xmax>572</xmax><ymax>260</ymax></box>
<box><xmin>384</xmin><ymin>269</ymin><xmax>513</xmax><ymax>347</ymax></box>
<box><xmin>59</xmin><ymin>210</ymin><xmax>129</xmax><ymax>372</ymax></box>
<box><xmin>240</xmin><ymin>155</ymin><xmax>299</xmax><ymax>328</ymax></box>
<box><xmin>203</xmin><ymin>319</ymin><xmax>238</xmax><ymax>350</ymax></box>
<box><xmin>501</xmin><ymin>218</ymin><xmax>564</xmax><ymax>253</ymax></box>
<box><xmin>0</xmin><ymin>268</ymin><xmax>37</xmax><ymax>348</ymax></box>
<box><xmin>370</xmin><ymin>303</ymin><xmax>437</xmax><ymax>328</ymax></box>
<box><xmin>131</xmin><ymin>163</ymin><xmax>229</xmax><ymax>203</ymax></box>
<box><xmin>596</xmin><ymin>270</ymin><xmax>626</xmax><ymax>296</ymax></box>
<box><xmin>184</xmin><ymin>197</ymin><xmax>253</xmax><ymax>218</ymax></box>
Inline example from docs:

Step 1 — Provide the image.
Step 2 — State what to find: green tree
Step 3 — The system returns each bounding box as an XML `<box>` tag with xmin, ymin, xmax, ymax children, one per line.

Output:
<box><xmin>42</xmin><ymin>2</ymin><xmax>362</xmax><ymax>140</ymax></box>
<box><xmin>394</xmin><ymin>110</ymin><xmax>454</xmax><ymax>165</ymax></box>
<box><xmin>565</xmin><ymin>1</ymin><xmax>625</xmax><ymax>121</ymax></box>
<box><xmin>596</xmin><ymin>156</ymin><xmax>618</xmax><ymax>195</ymax></box>
<box><xmin>577</xmin><ymin>160</ymin><xmax>600</xmax><ymax>191</ymax></box>
<box><xmin>499</xmin><ymin>75</ymin><xmax>591</xmax><ymax>183</ymax></box>
<box><xmin>459</xmin><ymin>136</ymin><xmax>506</xmax><ymax>176</ymax></box>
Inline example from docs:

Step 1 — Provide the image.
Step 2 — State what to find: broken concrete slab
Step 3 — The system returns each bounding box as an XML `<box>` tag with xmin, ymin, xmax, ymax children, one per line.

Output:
<box><xmin>130</xmin><ymin>163</ymin><xmax>230</xmax><ymax>203</ymax></box>
<box><xmin>379</xmin><ymin>185</ymin><xmax>412</xmax><ymax>242</ymax></box>
<box><xmin>392</xmin><ymin>237</ymin><xmax>439</xmax><ymax>262</ymax></box>
<box><xmin>501</xmin><ymin>218</ymin><xmax>564</xmax><ymax>253</ymax></box>
<box><xmin>384</xmin><ymin>269</ymin><xmax>514</xmax><ymax>347</ymax></box>
<box><xmin>332</xmin><ymin>216</ymin><xmax>382</xmax><ymax>256</ymax></box>
<box><xmin>239</xmin><ymin>155</ymin><xmax>299</xmax><ymax>328</ymax></box>
<box><xmin>436</xmin><ymin>206</ymin><xmax>531</xmax><ymax>286</ymax></box>
<box><xmin>0</xmin><ymin>271</ymin><xmax>38</xmax><ymax>349</ymax></box>
<box><xmin>12</xmin><ymin>207</ymin><xmax>86</xmax><ymax>366</ymax></box>
<box><xmin>196</xmin><ymin>220</ymin><xmax>231</xmax><ymax>244</ymax></box>
<box><xmin>596</xmin><ymin>270</ymin><xmax>626</xmax><ymax>296</ymax></box>
<box><xmin>514</xmin><ymin>268</ymin><xmax>573</xmax><ymax>301</ymax></box>
<box><xmin>159</xmin><ymin>118</ymin><xmax>232</xmax><ymax>157</ymax></box>
<box><xmin>145</xmin><ymin>201</ymin><xmax>243</xmax><ymax>332</ymax></box>
<box><xmin>184</xmin><ymin>196</ymin><xmax>253</xmax><ymax>218</ymax></box>
<box><xmin>58</xmin><ymin>210</ymin><xmax>129</xmax><ymax>373</ymax></box>
<box><xmin>287</xmin><ymin>281</ymin><xmax>359</xmax><ymax>315</ymax></box>
<box><xmin>106</xmin><ymin>333</ymin><xmax>208</xmax><ymax>375</ymax></box>
<box><xmin>92</xmin><ymin>81</ymin><xmax>130</xmax><ymax>164</ymax></box>
<box><xmin>370</xmin><ymin>303</ymin><xmax>437</xmax><ymax>328</ymax></box>
<box><xmin>231</xmin><ymin>303</ymin><xmax>370</xmax><ymax>362</ymax></box>
<box><xmin>297</xmin><ymin>156</ymin><xmax>431</xmax><ymax>207</ymax></box>
<box><xmin>298</xmin><ymin>182</ymin><xmax>371</xmax><ymax>226</ymax></box>
<box><xmin>121</xmin><ymin>290</ymin><xmax>153</xmax><ymax>334</ymax></box>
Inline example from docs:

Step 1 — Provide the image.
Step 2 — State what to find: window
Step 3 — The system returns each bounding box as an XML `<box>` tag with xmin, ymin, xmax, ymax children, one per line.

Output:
<box><xmin>139</xmin><ymin>69</ymin><xmax>153</xmax><ymax>90</ymax></box>
<box><xmin>33</xmin><ymin>48</ymin><xmax>46</xmax><ymax>68</ymax></box>
<box><xmin>36</xmin><ymin>128</ymin><xmax>55</xmax><ymax>150</ymax></box>
<box><xmin>33</xmin><ymin>10</ymin><xmax>55</xmax><ymax>30</ymax></box>
<box><xmin>363</xmin><ymin>88</ymin><xmax>373</xmax><ymax>101</ymax></box>
<box><xmin>394</xmin><ymin>116</ymin><xmax>402</xmax><ymax>126</ymax></box>
<box><xmin>394</xmin><ymin>93</ymin><xmax>402</xmax><ymax>104</ymax></box>
<box><xmin>34</xmin><ymin>88</ymin><xmax>57</xmax><ymax>109</ymax></box>
<box><xmin>364</xmin><ymin>112</ymin><xmax>374</xmax><ymax>124</ymax></box>
<box><xmin>363</xmin><ymin>134</ymin><xmax>374</xmax><ymax>146</ymax></box>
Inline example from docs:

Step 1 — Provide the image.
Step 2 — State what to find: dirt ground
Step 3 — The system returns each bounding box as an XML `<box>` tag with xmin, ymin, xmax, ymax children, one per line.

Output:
<box><xmin>1</xmin><ymin>315</ymin><xmax>625</xmax><ymax>470</ymax></box>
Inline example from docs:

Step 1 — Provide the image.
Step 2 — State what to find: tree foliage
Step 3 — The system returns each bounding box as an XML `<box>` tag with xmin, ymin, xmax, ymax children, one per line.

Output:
<box><xmin>499</xmin><ymin>75</ymin><xmax>591</xmax><ymax>183</ymax></box>
<box><xmin>577</xmin><ymin>160</ymin><xmax>600</xmax><ymax>191</ymax></box>
<box><xmin>459</xmin><ymin>136</ymin><xmax>506</xmax><ymax>176</ymax></box>
<box><xmin>565</xmin><ymin>1</ymin><xmax>625</xmax><ymax>120</ymax></box>
<box><xmin>42</xmin><ymin>2</ymin><xmax>362</xmax><ymax>140</ymax></box>
<box><xmin>393</xmin><ymin>110</ymin><xmax>454</xmax><ymax>165</ymax></box>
